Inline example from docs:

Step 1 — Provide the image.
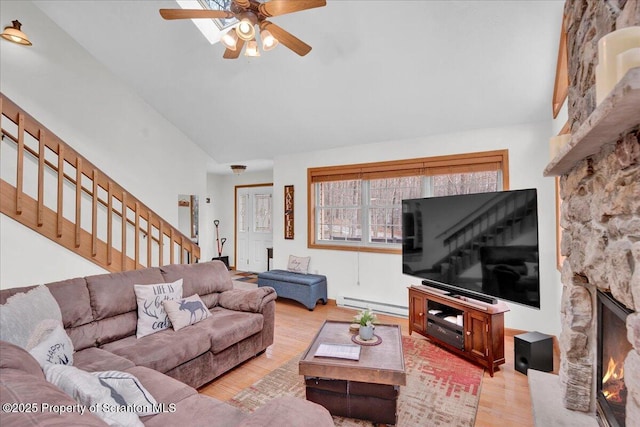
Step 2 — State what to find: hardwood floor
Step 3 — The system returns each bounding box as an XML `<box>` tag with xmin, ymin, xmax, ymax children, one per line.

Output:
<box><xmin>199</xmin><ymin>299</ymin><xmax>559</xmax><ymax>426</ymax></box>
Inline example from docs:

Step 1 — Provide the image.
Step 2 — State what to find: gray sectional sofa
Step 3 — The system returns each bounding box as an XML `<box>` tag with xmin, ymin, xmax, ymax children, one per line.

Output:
<box><xmin>0</xmin><ymin>261</ymin><xmax>334</xmax><ymax>426</ymax></box>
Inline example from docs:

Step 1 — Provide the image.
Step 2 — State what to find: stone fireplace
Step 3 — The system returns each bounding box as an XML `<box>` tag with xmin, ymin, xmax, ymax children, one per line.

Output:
<box><xmin>555</xmin><ymin>1</ymin><xmax>640</xmax><ymax>426</ymax></box>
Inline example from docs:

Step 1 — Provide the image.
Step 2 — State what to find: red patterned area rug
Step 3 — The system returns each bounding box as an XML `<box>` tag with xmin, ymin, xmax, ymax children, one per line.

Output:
<box><xmin>228</xmin><ymin>335</ymin><xmax>483</xmax><ymax>426</ymax></box>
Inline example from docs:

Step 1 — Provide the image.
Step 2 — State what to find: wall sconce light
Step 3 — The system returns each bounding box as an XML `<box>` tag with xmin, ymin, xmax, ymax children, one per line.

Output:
<box><xmin>1</xmin><ymin>20</ymin><xmax>32</xmax><ymax>46</ymax></box>
<box><xmin>230</xmin><ymin>165</ymin><xmax>247</xmax><ymax>175</ymax></box>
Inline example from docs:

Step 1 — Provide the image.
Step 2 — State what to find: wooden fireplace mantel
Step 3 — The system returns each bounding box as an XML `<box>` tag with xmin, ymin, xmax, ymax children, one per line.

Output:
<box><xmin>544</xmin><ymin>67</ymin><xmax>640</xmax><ymax>177</ymax></box>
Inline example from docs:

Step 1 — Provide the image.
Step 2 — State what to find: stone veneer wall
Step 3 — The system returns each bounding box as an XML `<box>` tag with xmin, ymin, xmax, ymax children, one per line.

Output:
<box><xmin>559</xmin><ymin>0</ymin><xmax>640</xmax><ymax>419</ymax></box>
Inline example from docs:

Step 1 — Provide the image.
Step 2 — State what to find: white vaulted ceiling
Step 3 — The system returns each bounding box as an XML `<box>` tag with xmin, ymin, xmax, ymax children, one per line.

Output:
<box><xmin>30</xmin><ymin>0</ymin><xmax>565</xmax><ymax>173</ymax></box>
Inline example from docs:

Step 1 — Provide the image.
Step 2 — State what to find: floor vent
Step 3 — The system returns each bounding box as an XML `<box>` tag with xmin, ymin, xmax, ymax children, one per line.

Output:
<box><xmin>337</xmin><ymin>296</ymin><xmax>408</xmax><ymax>318</ymax></box>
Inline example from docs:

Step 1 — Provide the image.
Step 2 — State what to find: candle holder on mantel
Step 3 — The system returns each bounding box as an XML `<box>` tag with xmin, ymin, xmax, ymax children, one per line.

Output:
<box><xmin>549</xmin><ymin>134</ymin><xmax>571</xmax><ymax>160</ymax></box>
<box><xmin>595</xmin><ymin>26</ymin><xmax>640</xmax><ymax>105</ymax></box>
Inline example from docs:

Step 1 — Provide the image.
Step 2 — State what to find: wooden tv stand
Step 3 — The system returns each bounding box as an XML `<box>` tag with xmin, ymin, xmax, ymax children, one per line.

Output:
<box><xmin>408</xmin><ymin>285</ymin><xmax>509</xmax><ymax>376</ymax></box>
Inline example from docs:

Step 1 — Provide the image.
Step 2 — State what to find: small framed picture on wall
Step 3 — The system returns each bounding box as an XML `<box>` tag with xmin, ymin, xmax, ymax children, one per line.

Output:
<box><xmin>284</xmin><ymin>185</ymin><xmax>294</xmax><ymax>239</ymax></box>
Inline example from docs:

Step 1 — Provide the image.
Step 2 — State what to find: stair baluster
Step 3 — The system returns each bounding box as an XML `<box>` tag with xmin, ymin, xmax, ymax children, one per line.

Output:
<box><xmin>0</xmin><ymin>93</ymin><xmax>199</xmax><ymax>273</ymax></box>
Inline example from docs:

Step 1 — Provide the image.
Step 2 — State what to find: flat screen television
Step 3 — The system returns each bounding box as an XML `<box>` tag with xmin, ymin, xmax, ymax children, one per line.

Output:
<box><xmin>402</xmin><ymin>189</ymin><xmax>540</xmax><ymax>308</ymax></box>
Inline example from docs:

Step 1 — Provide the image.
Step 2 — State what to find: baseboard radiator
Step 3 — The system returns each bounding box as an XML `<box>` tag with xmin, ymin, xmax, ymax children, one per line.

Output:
<box><xmin>337</xmin><ymin>296</ymin><xmax>408</xmax><ymax>318</ymax></box>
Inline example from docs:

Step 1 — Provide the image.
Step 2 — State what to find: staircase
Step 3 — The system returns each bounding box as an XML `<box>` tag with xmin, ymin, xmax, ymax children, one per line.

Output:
<box><xmin>435</xmin><ymin>190</ymin><xmax>537</xmax><ymax>283</ymax></box>
<box><xmin>0</xmin><ymin>93</ymin><xmax>200</xmax><ymax>273</ymax></box>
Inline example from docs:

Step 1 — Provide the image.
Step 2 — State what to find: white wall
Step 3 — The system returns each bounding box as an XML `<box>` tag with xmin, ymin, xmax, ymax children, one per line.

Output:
<box><xmin>0</xmin><ymin>1</ymin><xmax>214</xmax><ymax>288</ymax></box>
<box><xmin>205</xmin><ymin>170</ymin><xmax>274</xmax><ymax>268</ymax></box>
<box><xmin>272</xmin><ymin>122</ymin><xmax>563</xmax><ymax>336</ymax></box>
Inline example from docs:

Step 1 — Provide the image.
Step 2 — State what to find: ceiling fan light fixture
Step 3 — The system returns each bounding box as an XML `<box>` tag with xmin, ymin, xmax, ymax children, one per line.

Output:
<box><xmin>260</xmin><ymin>29</ymin><xmax>278</xmax><ymax>51</ymax></box>
<box><xmin>236</xmin><ymin>12</ymin><xmax>257</xmax><ymax>41</ymax></box>
<box><xmin>1</xmin><ymin>20</ymin><xmax>32</xmax><ymax>46</ymax></box>
<box><xmin>244</xmin><ymin>39</ymin><xmax>260</xmax><ymax>57</ymax></box>
<box><xmin>220</xmin><ymin>29</ymin><xmax>238</xmax><ymax>51</ymax></box>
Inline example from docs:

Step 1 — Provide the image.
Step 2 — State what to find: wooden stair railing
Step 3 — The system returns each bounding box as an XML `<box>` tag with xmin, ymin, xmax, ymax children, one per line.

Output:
<box><xmin>0</xmin><ymin>93</ymin><xmax>200</xmax><ymax>273</ymax></box>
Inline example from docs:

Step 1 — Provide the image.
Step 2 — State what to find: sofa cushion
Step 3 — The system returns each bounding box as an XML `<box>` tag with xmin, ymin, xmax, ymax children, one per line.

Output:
<box><xmin>134</xmin><ymin>279</ymin><xmax>184</xmax><ymax>338</ymax></box>
<box><xmin>161</xmin><ymin>261</ymin><xmax>233</xmax><ymax>304</ymax></box>
<box><xmin>86</xmin><ymin>267</ymin><xmax>165</xmax><ymax>320</ymax></box>
<box><xmin>194</xmin><ymin>307</ymin><xmax>264</xmax><ymax>354</ymax></box>
<box><xmin>44</xmin><ymin>363</ymin><xmax>144</xmax><ymax>426</ymax></box>
<box><xmin>0</xmin><ymin>285</ymin><xmax>62</xmax><ymax>348</ymax></box>
<box><xmin>47</xmin><ymin>277</ymin><xmax>94</xmax><ymax>328</ymax></box>
<box><xmin>94</xmin><ymin>311</ymin><xmax>138</xmax><ymax>346</ymax></box>
<box><xmin>66</xmin><ymin>321</ymin><xmax>100</xmax><ymax>352</ymax></box>
<box><xmin>73</xmin><ymin>347</ymin><xmax>136</xmax><ymax>372</ymax></box>
<box><xmin>100</xmin><ymin>326</ymin><xmax>212</xmax><ymax>373</ymax></box>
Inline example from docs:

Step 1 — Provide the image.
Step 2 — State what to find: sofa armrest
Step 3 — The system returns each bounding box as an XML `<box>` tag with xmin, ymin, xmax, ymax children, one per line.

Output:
<box><xmin>218</xmin><ymin>287</ymin><xmax>277</xmax><ymax>313</ymax></box>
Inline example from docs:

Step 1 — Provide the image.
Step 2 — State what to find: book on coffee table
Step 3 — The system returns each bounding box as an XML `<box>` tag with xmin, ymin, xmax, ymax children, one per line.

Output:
<box><xmin>314</xmin><ymin>343</ymin><xmax>361</xmax><ymax>360</ymax></box>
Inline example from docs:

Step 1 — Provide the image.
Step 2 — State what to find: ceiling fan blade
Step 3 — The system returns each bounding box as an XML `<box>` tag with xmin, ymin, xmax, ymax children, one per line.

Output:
<box><xmin>261</xmin><ymin>21</ymin><xmax>312</xmax><ymax>56</ymax></box>
<box><xmin>223</xmin><ymin>39</ymin><xmax>245</xmax><ymax>59</ymax></box>
<box><xmin>159</xmin><ymin>9</ymin><xmax>235</xmax><ymax>20</ymax></box>
<box><xmin>259</xmin><ymin>0</ymin><xmax>326</xmax><ymax>18</ymax></box>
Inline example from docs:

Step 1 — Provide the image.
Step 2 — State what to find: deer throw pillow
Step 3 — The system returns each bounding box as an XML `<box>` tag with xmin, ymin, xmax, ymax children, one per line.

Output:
<box><xmin>134</xmin><ymin>279</ymin><xmax>183</xmax><ymax>339</ymax></box>
<box><xmin>162</xmin><ymin>294</ymin><xmax>210</xmax><ymax>331</ymax></box>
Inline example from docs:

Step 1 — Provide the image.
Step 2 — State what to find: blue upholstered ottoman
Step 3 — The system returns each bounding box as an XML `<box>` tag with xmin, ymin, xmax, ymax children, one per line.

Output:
<box><xmin>257</xmin><ymin>270</ymin><xmax>328</xmax><ymax>311</ymax></box>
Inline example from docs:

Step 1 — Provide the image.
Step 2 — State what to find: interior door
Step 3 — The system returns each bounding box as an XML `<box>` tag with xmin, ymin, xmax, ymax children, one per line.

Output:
<box><xmin>236</xmin><ymin>185</ymin><xmax>273</xmax><ymax>272</ymax></box>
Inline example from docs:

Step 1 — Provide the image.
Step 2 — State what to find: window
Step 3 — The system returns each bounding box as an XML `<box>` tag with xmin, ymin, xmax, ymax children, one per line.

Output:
<box><xmin>308</xmin><ymin>150</ymin><xmax>509</xmax><ymax>253</ymax></box>
<box><xmin>253</xmin><ymin>193</ymin><xmax>272</xmax><ymax>233</ymax></box>
<box><xmin>316</xmin><ymin>179</ymin><xmax>362</xmax><ymax>242</ymax></box>
<box><xmin>198</xmin><ymin>0</ymin><xmax>237</xmax><ymax>30</ymax></box>
<box><xmin>369</xmin><ymin>176</ymin><xmax>422</xmax><ymax>244</ymax></box>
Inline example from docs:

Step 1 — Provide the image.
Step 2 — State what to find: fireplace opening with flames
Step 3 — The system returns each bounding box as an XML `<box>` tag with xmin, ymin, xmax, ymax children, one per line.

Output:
<box><xmin>597</xmin><ymin>291</ymin><xmax>633</xmax><ymax>427</ymax></box>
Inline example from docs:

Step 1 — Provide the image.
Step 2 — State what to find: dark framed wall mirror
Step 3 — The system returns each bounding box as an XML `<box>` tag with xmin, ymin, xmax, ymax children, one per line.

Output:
<box><xmin>178</xmin><ymin>194</ymin><xmax>199</xmax><ymax>244</ymax></box>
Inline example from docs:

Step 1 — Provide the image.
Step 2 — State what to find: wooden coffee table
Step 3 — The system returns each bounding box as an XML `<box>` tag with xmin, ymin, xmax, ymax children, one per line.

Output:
<box><xmin>299</xmin><ymin>320</ymin><xmax>406</xmax><ymax>425</ymax></box>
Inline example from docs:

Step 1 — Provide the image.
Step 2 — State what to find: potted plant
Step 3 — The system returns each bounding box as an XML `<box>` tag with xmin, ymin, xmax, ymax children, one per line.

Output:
<box><xmin>354</xmin><ymin>308</ymin><xmax>377</xmax><ymax>341</ymax></box>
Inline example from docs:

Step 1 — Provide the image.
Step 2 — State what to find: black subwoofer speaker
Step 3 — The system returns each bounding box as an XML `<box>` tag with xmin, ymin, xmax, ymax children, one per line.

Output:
<box><xmin>514</xmin><ymin>331</ymin><xmax>553</xmax><ymax>375</ymax></box>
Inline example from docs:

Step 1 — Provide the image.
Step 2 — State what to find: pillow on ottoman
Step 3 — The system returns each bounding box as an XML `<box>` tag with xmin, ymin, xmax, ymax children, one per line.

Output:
<box><xmin>134</xmin><ymin>279</ymin><xmax>183</xmax><ymax>338</ymax></box>
<box><xmin>287</xmin><ymin>255</ymin><xmax>310</xmax><ymax>274</ymax></box>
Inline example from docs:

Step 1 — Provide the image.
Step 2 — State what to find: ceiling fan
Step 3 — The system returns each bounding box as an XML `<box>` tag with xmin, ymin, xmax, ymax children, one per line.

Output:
<box><xmin>159</xmin><ymin>0</ymin><xmax>326</xmax><ymax>59</ymax></box>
